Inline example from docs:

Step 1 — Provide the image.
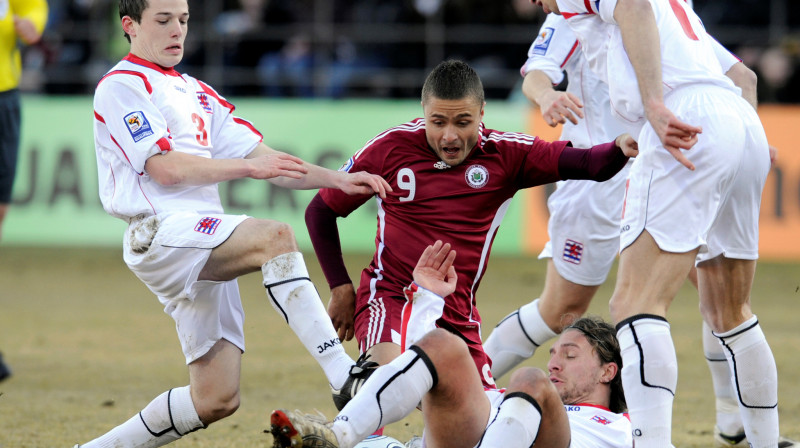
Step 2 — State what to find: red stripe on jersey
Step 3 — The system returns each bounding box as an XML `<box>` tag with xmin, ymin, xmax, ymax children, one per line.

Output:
<box><xmin>97</xmin><ymin>70</ymin><xmax>153</xmax><ymax>94</ymax></box>
<box><xmin>583</xmin><ymin>0</ymin><xmax>593</xmax><ymax>12</ymax></box>
<box><xmin>156</xmin><ymin>137</ymin><xmax>172</xmax><ymax>152</ymax></box>
<box><xmin>233</xmin><ymin>117</ymin><xmax>263</xmax><ymax>140</ymax></box>
<box><xmin>94</xmin><ymin>111</ymin><xmax>105</xmax><ymax>123</ymax></box>
<box><xmin>123</xmin><ymin>53</ymin><xmax>183</xmax><ymax>77</ymax></box>
<box><xmin>561</xmin><ymin>40</ymin><xmax>580</xmax><ymax>68</ymax></box>
<box><xmin>197</xmin><ymin>80</ymin><xmax>234</xmax><ymax>112</ymax></box>
<box><xmin>354</xmin><ymin>119</ymin><xmax>425</xmax><ymax>161</ymax></box>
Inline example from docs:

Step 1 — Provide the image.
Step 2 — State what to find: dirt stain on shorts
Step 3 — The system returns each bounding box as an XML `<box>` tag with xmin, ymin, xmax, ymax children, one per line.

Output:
<box><xmin>128</xmin><ymin>215</ymin><xmax>160</xmax><ymax>254</ymax></box>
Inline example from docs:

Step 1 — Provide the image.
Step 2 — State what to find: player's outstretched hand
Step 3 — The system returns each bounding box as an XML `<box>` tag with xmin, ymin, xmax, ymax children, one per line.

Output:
<box><xmin>616</xmin><ymin>133</ymin><xmax>639</xmax><ymax>158</ymax></box>
<box><xmin>646</xmin><ymin>102</ymin><xmax>702</xmax><ymax>171</ymax></box>
<box><xmin>248</xmin><ymin>152</ymin><xmax>309</xmax><ymax>180</ymax></box>
<box><xmin>541</xmin><ymin>91</ymin><xmax>584</xmax><ymax>127</ymax></box>
<box><xmin>335</xmin><ymin>171</ymin><xmax>393</xmax><ymax>198</ymax></box>
<box><xmin>412</xmin><ymin>240</ymin><xmax>457</xmax><ymax>297</ymax></box>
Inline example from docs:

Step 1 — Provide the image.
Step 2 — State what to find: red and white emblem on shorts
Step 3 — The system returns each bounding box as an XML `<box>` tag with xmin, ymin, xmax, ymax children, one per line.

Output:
<box><xmin>195</xmin><ymin>217</ymin><xmax>221</xmax><ymax>235</ymax></box>
<box><xmin>562</xmin><ymin>239</ymin><xmax>583</xmax><ymax>265</ymax></box>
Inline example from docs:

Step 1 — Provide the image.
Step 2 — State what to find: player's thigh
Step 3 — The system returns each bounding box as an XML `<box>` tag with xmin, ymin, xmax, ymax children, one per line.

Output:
<box><xmin>419</xmin><ymin>331</ymin><xmax>491</xmax><ymax>448</ymax></box>
<box><xmin>188</xmin><ymin>339</ymin><xmax>243</xmax><ymax>410</ymax></box>
<box><xmin>201</xmin><ymin>217</ymin><xmax>300</xmax><ymax>282</ymax></box>
<box><xmin>611</xmin><ymin>231</ymin><xmax>697</xmax><ymax>321</ymax></box>
<box><xmin>539</xmin><ymin>260</ymin><xmax>601</xmax><ymax>331</ymax></box>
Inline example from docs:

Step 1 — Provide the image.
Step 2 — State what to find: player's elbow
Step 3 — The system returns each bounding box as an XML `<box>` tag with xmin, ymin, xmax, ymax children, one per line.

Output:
<box><xmin>144</xmin><ymin>153</ymin><xmax>186</xmax><ymax>186</ymax></box>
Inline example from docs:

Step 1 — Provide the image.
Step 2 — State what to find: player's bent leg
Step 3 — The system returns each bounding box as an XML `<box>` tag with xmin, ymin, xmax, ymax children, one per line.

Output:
<box><xmin>418</xmin><ymin>330</ymin><xmax>491</xmax><ymax>448</ymax></box>
<box><xmin>696</xmin><ymin>256</ymin><xmax>756</xmax><ymax>333</ymax></box>
<box><xmin>482</xmin><ymin>367</ymin><xmax>569</xmax><ymax>448</ymax></box>
<box><xmin>326</xmin><ymin>332</ymin><xmax>460</xmax><ymax>448</ymax></box>
<box><xmin>364</xmin><ymin>341</ymin><xmax>402</xmax><ymax>366</ymax></box>
<box><xmin>188</xmin><ymin>338</ymin><xmax>242</xmax><ymax>424</ymax></box>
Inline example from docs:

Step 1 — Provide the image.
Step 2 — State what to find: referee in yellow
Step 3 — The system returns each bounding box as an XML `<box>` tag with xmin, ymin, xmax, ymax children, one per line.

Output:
<box><xmin>0</xmin><ymin>0</ymin><xmax>47</xmax><ymax>242</ymax></box>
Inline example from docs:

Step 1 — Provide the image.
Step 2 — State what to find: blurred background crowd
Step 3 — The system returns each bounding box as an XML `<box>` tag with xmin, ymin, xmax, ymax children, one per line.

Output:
<box><xmin>18</xmin><ymin>0</ymin><xmax>800</xmax><ymax>102</ymax></box>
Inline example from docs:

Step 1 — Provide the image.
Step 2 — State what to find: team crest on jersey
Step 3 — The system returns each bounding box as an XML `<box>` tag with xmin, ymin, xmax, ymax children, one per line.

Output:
<box><xmin>124</xmin><ymin>111</ymin><xmax>154</xmax><ymax>142</ymax></box>
<box><xmin>197</xmin><ymin>93</ymin><xmax>214</xmax><ymax>113</ymax></box>
<box><xmin>339</xmin><ymin>157</ymin><xmax>354</xmax><ymax>172</ymax></box>
<box><xmin>195</xmin><ymin>217</ymin><xmax>221</xmax><ymax>235</ymax></box>
<box><xmin>591</xmin><ymin>415</ymin><xmax>612</xmax><ymax>425</ymax></box>
<box><xmin>562</xmin><ymin>239</ymin><xmax>583</xmax><ymax>264</ymax></box>
<box><xmin>533</xmin><ymin>27</ymin><xmax>555</xmax><ymax>55</ymax></box>
<box><xmin>465</xmin><ymin>165</ymin><xmax>489</xmax><ymax>189</ymax></box>
<box><xmin>433</xmin><ymin>161</ymin><xmax>451</xmax><ymax>170</ymax></box>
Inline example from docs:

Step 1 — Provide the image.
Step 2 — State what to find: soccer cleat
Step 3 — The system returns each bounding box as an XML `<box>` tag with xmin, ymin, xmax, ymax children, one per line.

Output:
<box><xmin>270</xmin><ymin>409</ymin><xmax>338</xmax><ymax>448</ymax></box>
<box><xmin>714</xmin><ymin>427</ymin><xmax>747</xmax><ymax>448</ymax></box>
<box><xmin>331</xmin><ymin>353</ymin><xmax>379</xmax><ymax>410</ymax></box>
<box><xmin>714</xmin><ymin>426</ymin><xmax>799</xmax><ymax>448</ymax></box>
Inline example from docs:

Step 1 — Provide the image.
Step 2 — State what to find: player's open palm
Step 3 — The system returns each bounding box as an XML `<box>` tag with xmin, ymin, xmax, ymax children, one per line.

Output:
<box><xmin>541</xmin><ymin>90</ymin><xmax>584</xmax><ymax>127</ymax></box>
<box><xmin>248</xmin><ymin>152</ymin><xmax>308</xmax><ymax>180</ymax></box>
<box><xmin>412</xmin><ymin>240</ymin><xmax>457</xmax><ymax>297</ymax></box>
<box><xmin>646</xmin><ymin>102</ymin><xmax>702</xmax><ymax>170</ymax></box>
<box><xmin>335</xmin><ymin>171</ymin><xmax>392</xmax><ymax>198</ymax></box>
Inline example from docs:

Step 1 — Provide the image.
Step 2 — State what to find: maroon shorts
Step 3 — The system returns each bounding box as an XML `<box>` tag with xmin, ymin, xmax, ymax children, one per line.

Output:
<box><xmin>354</xmin><ymin>294</ymin><xmax>497</xmax><ymax>387</ymax></box>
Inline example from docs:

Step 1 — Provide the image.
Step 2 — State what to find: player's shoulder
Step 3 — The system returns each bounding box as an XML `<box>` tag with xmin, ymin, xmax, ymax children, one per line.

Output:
<box><xmin>356</xmin><ymin>118</ymin><xmax>426</xmax><ymax>155</ymax></box>
<box><xmin>96</xmin><ymin>59</ymin><xmax>156</xmax><ymax>94</ymax></box>
<box><xmin>482</xmin><ymin>126</ymin><xmax>539</xmax><ymax>149</ymax></box>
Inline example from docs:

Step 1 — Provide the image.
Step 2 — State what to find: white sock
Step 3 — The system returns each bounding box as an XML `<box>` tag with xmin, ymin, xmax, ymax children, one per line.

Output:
<box><xmin>714</xmin><ymin>316</ymin><xmax>779</xmax><ymax>448</ymax></box>
<box><xmin>703</xmin><ymin>321</ymin><xmax>743</xmax><ymax>435</ymax></box>
<box><xmin>483</xmin><ymin>299</ymin><xmax>557</xmax><ymax>379</ymax></box>
<box><xmin>616</xmin><ymin>315</ymin><xmax>676</xmax><ymax>448</ymax></box>
<box><xmin>478</xmin><ymin>392</ymin><xmax>541</xmax><ymax>448</ymax></box>
<box><xmin>262</xmin><ymin>252</ymin><xmax>354</xmax><ymax>389</ymax></box>
<box><xmin>332</xmin><ymin>347</ymin><xmax>435</xmax><ymax>448</ymax></box>
<box><xmin>80</xmin><ymin>386</ymin><xmax>203</xmax><ymax>448</ymax></box>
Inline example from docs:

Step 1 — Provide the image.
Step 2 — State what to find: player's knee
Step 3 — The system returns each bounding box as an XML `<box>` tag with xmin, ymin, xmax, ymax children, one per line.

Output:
<box><xmin>416</xmin><ymin>328</ymin><xmax>469</xmax><ymax>366</ymax></box>
<box><xmin>507</xmin><ymin>367</ymin><xmax>553</xmax><ymax>403</ymax></box>
<box><xmin>195</xmin><ymin>389</ymin><xmax>241</xmax><ymax>424</ymax></box>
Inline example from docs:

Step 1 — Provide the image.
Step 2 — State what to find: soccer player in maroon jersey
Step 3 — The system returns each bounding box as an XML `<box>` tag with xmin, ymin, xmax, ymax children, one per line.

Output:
<box><xmin>306</xmin><ymin>59</ymin><xmax>638</xmax><ymax>394</ymax></box>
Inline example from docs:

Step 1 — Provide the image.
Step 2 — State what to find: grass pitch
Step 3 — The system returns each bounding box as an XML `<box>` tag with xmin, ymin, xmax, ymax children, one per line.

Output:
<box><xmin>0</xmin><ymin>246</ymin><xmax>798</xmax><ymax>447</ymax></box>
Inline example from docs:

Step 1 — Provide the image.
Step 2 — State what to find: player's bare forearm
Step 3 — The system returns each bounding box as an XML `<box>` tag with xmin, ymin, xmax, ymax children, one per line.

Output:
<box><xmin>523</xmin><ymin>71</ymin><xmax>583</xmax><ymax>126</ymax></box>
<box><xmin>146</xmin><ymin>150</ymin><xmax>261</xmax><ymax>186</ymax></box>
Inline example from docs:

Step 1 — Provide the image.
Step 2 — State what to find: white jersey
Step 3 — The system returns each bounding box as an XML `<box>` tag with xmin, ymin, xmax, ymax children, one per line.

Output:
<box><xmin>521</xmin><ymin>13</ymin><xmax>629</xmax><ymax>147</ymax></box>
<box><xmin>556</xmin><ymin>0</ymin><xmax>740</xmax><ymax>127</ymax></box>
<box><xmin>566</xmin><ymin>403</ymin><xmax>632</xmax><ymax>448</ymax></box>
<box><xmin>93</xmin><ymin>53</ymin><xmax>263</xmax><ymax>222</ymax></box>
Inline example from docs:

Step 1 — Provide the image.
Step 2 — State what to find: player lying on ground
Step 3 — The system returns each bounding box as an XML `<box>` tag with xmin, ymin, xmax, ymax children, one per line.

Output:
<box><xmin>270</xmin><ymin>241</ymin><xmax>632</xmax><ymax>448</ymax></box>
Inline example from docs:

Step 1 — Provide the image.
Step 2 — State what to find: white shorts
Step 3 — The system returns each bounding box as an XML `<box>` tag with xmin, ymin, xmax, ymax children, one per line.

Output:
<box><xmin>418</xmin><ymin>388</ymin><xmax>506</xmax><ymax>448</ymax></box>
<box><xmin>539</xmin><ymin>161</ymin><xmax>631</xmax><ymax>286</ymax></box>
<box><xmin>619</xmin><ymin>85</ymin><xmax>769</xmax><ymax>262</ymax></box>
<box><xmin>123</xmin><ymin>211</ymin><xmax>251</xmax><ymax>363</ymax></box>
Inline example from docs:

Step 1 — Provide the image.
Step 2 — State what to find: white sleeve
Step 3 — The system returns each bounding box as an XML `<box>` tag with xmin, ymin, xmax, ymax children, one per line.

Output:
<box><xmin>94</xmin><ymin>75</ymin><xmax>171</xmax><ymax>174</ymax></box>
<box><xmin>520</xmin><ymin>14</ymin><xmax>579</xmax><ymax>85</ymax></box>
<box><xmin>597</xmin><ymin>0</ymin><xmax>623</xmax><ymax>24</ymax></box>
<box><xmin>709</xmin><ymin>35</ymin><xmax>740</xmax><ymax>73</ymax></box>
<box><xmin>400</xmin><ymin>283</ymin><xmax>445</xmax><ymax>352</ymax></box>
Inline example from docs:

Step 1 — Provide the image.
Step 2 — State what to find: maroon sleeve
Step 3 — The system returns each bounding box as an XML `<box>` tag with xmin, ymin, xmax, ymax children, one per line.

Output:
<box><xmin>558</xmin><ymin>141</ymin><xmax>629</xmax><ymax>181</ymax></box>
<box><xmin>305</xmin><ymin>193</ymin><xmax>352</xmax><ymax>289</ymax></box>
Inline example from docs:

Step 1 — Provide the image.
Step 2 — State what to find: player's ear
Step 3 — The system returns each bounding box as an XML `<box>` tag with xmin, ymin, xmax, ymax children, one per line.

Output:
<box><xmin>121</xmin><ymin>16</ymin><xmax>136</xmax><ymax>38</ymax></box>
<box><xmin>600</xmin><ymin>361</ymin><xmax>618</xmax><ymax>384</ymax></box>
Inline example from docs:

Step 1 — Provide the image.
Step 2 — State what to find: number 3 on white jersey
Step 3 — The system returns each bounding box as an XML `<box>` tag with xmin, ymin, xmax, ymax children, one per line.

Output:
<box><xmin>398</xmin><ymin>168</ymin><xmax>416</xmax><ymax>202</ymax></box>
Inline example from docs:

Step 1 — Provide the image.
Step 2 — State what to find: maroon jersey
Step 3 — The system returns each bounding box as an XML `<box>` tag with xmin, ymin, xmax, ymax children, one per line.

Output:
<box><xmin>319</xmin><ymin>118</ymin><xmax>568</xmax><ymax>385</ymax></box>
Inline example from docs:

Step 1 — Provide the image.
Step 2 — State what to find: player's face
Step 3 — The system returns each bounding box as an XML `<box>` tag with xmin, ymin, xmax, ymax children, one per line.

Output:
<box><xmin>547</xmin><ymin>329</ymin><xmax>613</xmax><ymax>407</ymax></box>
<box><xmin>423</xmin><ymin>96</ymin><xmax>485</xmax><ymax>167</ymax></box>
<box><xmin>533</xmin><ymin>0</ymin><xmax>561</xmax><ymax>15</ymax></box>
<box><xmin>124</xmin><ymin>0</ymin><xmax>189</xmax><ymax>68</ymax></box>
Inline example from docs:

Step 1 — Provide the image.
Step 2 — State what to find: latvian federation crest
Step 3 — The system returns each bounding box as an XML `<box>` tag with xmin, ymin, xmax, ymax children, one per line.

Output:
<box><xmin>465</xmin><ymin>164</ymin><xmax>489</xmax><ymax>189</ymax></box>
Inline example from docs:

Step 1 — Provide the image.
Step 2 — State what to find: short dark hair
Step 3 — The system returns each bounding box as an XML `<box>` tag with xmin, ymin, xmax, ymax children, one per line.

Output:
<box><xmin>421</xmin><ymin>60</ymin><xmax>484</xmax><ymax>107</ymax></box>
<box><xmin>564</xmin><ymin>316</ymin><xmax>627</xmax><ymax>413</ymax></box>
<box><xmin>119</xmin><ymin>0</ymin><xmax>149</xmax><ymax>42</ymax></box>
